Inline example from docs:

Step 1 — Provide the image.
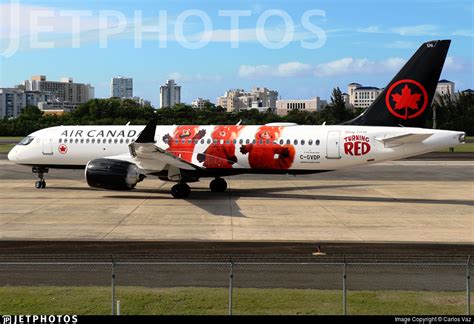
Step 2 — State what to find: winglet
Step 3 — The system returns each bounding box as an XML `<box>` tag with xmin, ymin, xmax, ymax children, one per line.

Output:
<box><xmin>135</xmin><ymin>119</ymin><xmax>157</xmax><ymax>143</ymax></box>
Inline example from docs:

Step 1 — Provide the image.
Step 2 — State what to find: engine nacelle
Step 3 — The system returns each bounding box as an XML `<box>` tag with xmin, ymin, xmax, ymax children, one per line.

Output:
<box><xmin>85</xmin><ymin>159</ymin><xmax>143</xmax><ymax>190</ymax></box>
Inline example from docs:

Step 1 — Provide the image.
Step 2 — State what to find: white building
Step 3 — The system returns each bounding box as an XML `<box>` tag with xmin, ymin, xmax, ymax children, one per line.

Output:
<box><xmin>191</xmin><ymin>98</ymin><xmax>210</xmax><ymax>109</ymax></box>
<box><xmin>347</xmin><ymin>83</ymin><xmax>383</xmax><ymax>109</ymax></box>
<box><xmin>275</xmin><ymin>97</ymin><xmax>327</xmax><ymax>116</ymax></box>
<box><xmin>0</xmin><ymin>88</ymin><xmax>53</xmax><ymax>118</ymax></box>
<box><xmin>160</xmin><ymin>79</ymin><xmax>181</xmax><ymax>108</ymax></box>
<box><xmin>111</xmin><ymin>77</ymin><xmax>133</xmax><ymax>98</ymax></box>
<box><xmin>38</xmin><ymin>101</ymin><xmax>79</xmax><ymax>114</ymax></box>
<box><xmin>216</xmin><ymin>87</ymin><xmax>278</xmax><ymax>113</ymax></box>
<box><xmin>131</xmin><ymin>97</ymin><xmax>151</xmax><ymax>107</ymax></box>
<box><xmin>24</xmin><ymin>75</ymin><xmax>94</xmax><ymax>104</ymax></box>
<box><xmin>436</xmin><ymin>79</ymin><xmax>455</xmax><ymax>96</ymax></box>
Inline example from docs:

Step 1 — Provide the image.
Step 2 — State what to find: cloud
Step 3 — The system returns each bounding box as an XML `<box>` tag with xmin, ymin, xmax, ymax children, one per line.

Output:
<box><xmin>166</xmin><ymin>72</ymin><xmax>222</xmax><ymax>82</ymax></box>
<box><xmin>385</xmin><ymin>41</ymin><xmax>417</xmax><ymax>49</ymax></box>
<box><xmin>238</xmin><ymin>61</ymin><xmax>312</xmax><ymax>78</ymax></box>
<box><xmin>238</xmin><ymin>57</ymin><xmax>407</xmax><ymax>79</ymax></box>
<box><xmin>444</xmin><ymin>56</ymin><xmax>470</xmax><ymax>72</ymax></box>
<box><xmin>0</xmin><ymin>3</ymin><xmax>105</xmax><ymax>38</ymax></box>
<box><xmin>355</xmin><ymin>24</ymin><xmax>439</xmax><ymax>36</ymax></box>
<box><xmin>314</xmin><ymin>57</ymin><xmax>405</xmax><ymax>77</ymax></box>
<box><xmin>390</xmin><ymin>24</ymin><xmax>438</xmax><ymax>36</ymax></box>
<box><xmin>356</xmin><ymin>26</ymin><xmax>381</xmax><ymax>33</ymax></box>
<box><xmin>452</xmin><ymin>29</ymin><xmax>474</xmax><ymax>37</ymax></box>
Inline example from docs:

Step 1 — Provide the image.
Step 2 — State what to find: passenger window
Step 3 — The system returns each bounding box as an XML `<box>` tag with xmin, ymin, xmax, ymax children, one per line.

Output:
<box><xmin>279</xmin><ymin>139</ymin><xmax>284</xmax><ymax>145</ymax></box>
<box><xmin>316</xmin><ymin>140</ymin><xmax>320</xmax><ymax>145</ymax></box>
<box><xmin>239</xmin><ymin>139</ymin><xmax>243</xmax><ymax>145</ymax></box>
<box><xmin>294</xmin><ymin>139</ymin><xmax>298</xmax><ymax>145</ymax></box>
<box><xmin>301</xmin><ymin>140</ymin><xmax>305</xmax><ymax>145</ymax></box>
<box><xmin>213</xmin><ymin>139</ymin><xmax>218</xmax><ymax>144</ymax></box>
<box><xmin>175</xmin><ymin>139</ymin><xmax>179</xmax><ymax>144</ymax></box>
<box><xmin>200</xmin><ymin>139</ymin><xmax>205</xmax><ymax>144</ymax></box>
<box><xmin>92</xmin><ymin>139</ymin><xmax>95</xmax><ymax>144</ymax></box>
<box><xmin>108</xmin><ymin>139</ymin><xmax>112</xmax><ymax>144</ymax></box>
<box><xmin>86</xmin><ymin>139</ymin><xmax>90</xmax><ymax>144</ymax></box>
<box><xmin>75</xmin><ymin>139</ymin><xmax>79</xmax><ymax>144</ymax></box>
<box><xmin>266</xmin><ymin>140</ymin><xmax>270</xmax><ymax>145</ymax></box>
<box><xmin>207</xmin><ymin>139</ymin><xmax>211</xmax><ymax>144</ymax></box>
<box><xmin>226</xmin><ymin>139</ymin><xmax>230</xmax><ymax>144</ymax></box>
<box><xmin>114</xmin><ymin>139</ymin><xmax>118</xmax><ymax>144</ymax></box>
<box><xmin>59</xmin><ymin>138</ymin><xmax>62</xmax><ymax>143</ymax></box>
<box><xmin>246</xmin><ymin>139</ymin><xmax>250</xmax><ymax>144</ymax></box>
<box><xmin>182</xmin><ymin>139</ymin><xmax>186</xmax><ymax>144</ymax></box>
<box><xmin>286</xmin><ymin>139</ymin><xmax>291</xmax><ymax>145</ymax></box>
<box><xmin>126</xmin><ymin>139</ymin><xmax>129</xmax><ymax>144</ymax></box>
<box><xmin>120</xmin><ymin>139</ymin><xmax>123</xmax><ymax>144</ymax></box>
<box><xmin>252</xmin><ymin>139</ymin><xmax>256</xmax><ymax>144</ymax></box>
<box><xmin>308</xmin><ymin>139</ymin><xmax>313</xmax><ymax>145</ymax></box>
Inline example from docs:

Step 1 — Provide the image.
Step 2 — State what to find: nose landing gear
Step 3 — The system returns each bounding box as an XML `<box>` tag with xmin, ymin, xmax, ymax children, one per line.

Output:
<box><xmin>32</xmin><ymin>166</ymin><xmax>48</xmax><ymax>189</ymax></box>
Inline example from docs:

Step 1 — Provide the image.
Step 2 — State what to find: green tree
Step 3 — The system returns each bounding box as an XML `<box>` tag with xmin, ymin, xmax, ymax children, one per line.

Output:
<box><xmin>320</xmin><ymin>87</ymin><xmax>355</xmax><ymax>124</ymax></box>
<box><xmin>431</xmin><ymin>92</ymin><xmax>474</xmax><ymax>135</ymax></box>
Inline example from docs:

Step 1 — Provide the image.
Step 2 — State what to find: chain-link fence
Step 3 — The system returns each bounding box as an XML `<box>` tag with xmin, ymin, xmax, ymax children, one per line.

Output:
<box><xmin>0</xmin><ymin>255</ymin><xmax>471</xmax><ymax>315</ymax></box>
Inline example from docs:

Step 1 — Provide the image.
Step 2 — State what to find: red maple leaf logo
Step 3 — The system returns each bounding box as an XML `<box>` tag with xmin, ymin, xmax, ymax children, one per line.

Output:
<box><xmin>391</xmin><ymin>84</ymin><xmax>422</xmax><ymax>119</ymax></box>
<box><xmin>58</xmin><ymin>144</ymin><xmax>67</xmax><ymax>154</ymax></box>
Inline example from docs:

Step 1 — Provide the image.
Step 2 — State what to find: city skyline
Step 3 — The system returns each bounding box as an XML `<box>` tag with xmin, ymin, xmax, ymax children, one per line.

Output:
<box><xmin>0</xmin><ymin>0</ymin><xmax>473</xmax><ymax>106</ymax></box>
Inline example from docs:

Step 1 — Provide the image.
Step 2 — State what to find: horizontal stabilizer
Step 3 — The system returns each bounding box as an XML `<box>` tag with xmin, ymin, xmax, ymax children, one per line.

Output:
<box><xmin>377</xmin><ymin>133</ymin><xmax>433</xmax><ymax>144</ymax></box>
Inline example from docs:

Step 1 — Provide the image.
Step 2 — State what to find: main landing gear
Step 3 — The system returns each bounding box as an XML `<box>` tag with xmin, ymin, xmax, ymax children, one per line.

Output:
<box><xmin>170</xmin><ymin>178</ymin><xmax>228</xmax><ymax>199</ymax></box>
<box><xmin>171</xmin><ymin>182</ymin><xmax>191</xmax><ymax>199</ymax></box>
<box><xmin>210</xmin><ymin>177</ymin><xmax>227</xmax><ymax>192</ymax></box>
<box><xmin>32</xmin><ymin>166</ymin><xmax>48</xmax><ymax>189</ymax></box>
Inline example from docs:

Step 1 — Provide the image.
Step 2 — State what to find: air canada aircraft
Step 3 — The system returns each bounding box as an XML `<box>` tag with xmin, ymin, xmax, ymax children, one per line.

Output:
<box><xmin>8</xmin><ymin>40</ymin><xmax>465</xmax><ymax>198</ymax></box>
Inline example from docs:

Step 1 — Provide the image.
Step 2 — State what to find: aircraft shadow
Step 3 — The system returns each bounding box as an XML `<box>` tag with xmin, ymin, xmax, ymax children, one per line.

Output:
<box><xmin>51</xmin><ymin>183</ymin><xmax>473</xmax><ymax>218</ymax></box>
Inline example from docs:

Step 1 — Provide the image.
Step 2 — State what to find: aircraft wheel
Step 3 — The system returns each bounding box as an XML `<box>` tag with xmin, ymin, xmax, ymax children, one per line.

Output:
<box><xmin>210</xmin><ymin>178</ymin><xmax>227</xmax><ymax>192</ymax></box>
<box><xmin>171</xmin><ymin>183</ymin><xmax>191</xmax><ymax>199</ymax></box>
<box><xmin>35</xmin><ymin>180</ymin><xmax>46</xmax><ymax>189</ymax></box>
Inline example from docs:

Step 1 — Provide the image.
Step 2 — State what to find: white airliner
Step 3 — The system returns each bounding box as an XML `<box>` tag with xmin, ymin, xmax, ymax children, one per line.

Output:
<box><xmin>7</xmin><ymin>40</ymin><xmax>466</xmax><ymax>198</ymax></box>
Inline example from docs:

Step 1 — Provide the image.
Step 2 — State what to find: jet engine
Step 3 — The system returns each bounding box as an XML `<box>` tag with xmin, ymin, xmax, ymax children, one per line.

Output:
<box><xmin>85</xmin><ymin>159</ymin><xmax>144</xmax><ymax>190</ymax></box>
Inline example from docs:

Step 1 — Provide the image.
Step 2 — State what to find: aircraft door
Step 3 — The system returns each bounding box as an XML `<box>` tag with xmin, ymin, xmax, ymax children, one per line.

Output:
<box><xmin>42</xmin><ymin>132</ymin><xmax>53</xmax><ymax>155</ymax></box>
<box><xmin>326</xmin><ymin>131</ymin><xmax>341</xmax><ymax>159</ymax></box>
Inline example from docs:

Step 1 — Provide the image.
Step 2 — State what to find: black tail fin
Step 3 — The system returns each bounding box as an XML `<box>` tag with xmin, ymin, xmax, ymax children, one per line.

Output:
<box><xmin>345</xmin><ymin>40</ymin><xmax>451</xmax><ymax>127</ymax></box>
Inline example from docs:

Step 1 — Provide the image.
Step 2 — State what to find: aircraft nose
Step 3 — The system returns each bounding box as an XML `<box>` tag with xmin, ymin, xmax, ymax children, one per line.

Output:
<box><xmin>7</xmin><ymin>147</ymin><xmax>17</xmax><ymax>162</ymax></box>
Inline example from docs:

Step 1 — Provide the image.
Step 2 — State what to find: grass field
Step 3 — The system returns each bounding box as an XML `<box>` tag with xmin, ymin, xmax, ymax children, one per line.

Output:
<box><xmin>0</xmin><ymin>136</ymin><xmax>23</xmax><ymax>142</ymax></box>
<box><xmin>0</xmin><ymin>286</ymin><xmax>469</xmax><ymax>315</ymax></box>
<box><xmin>0</xmin><ymin>144</ymin><xmax>15</xmax><ymax>153</ymax></box>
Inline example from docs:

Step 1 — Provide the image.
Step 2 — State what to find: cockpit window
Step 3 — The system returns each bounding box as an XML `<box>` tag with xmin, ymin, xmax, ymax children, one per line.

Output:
<box><xmin>18</xmin><ymin>136</ymin><xmax>34</xmax><ymax>145</ymax></box>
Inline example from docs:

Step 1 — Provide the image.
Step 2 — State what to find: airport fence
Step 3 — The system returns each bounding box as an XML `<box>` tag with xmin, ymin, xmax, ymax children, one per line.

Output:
<box><xmin>0</xmin><ymin>255</ymin><xmax>471</xmax><ymax>315</ymax></box>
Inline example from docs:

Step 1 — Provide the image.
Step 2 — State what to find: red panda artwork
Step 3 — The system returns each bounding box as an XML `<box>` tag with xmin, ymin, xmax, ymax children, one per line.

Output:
<box><xmin>197</xmin><ymin>126</ymin><xmax>243</xmax><ymax>168</ymax></box>
<box><xmin>163</xmin><ymin>126</ymin><xmax>206</xmax><ymax>162</ymax></box>
<box><xmin>240</xmin><ymin>126</ymin><xmax>295</xmax><ymax>169</ymax></box>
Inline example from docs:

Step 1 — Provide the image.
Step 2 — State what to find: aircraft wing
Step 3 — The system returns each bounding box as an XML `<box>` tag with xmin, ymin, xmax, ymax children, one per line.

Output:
<box><xmin>103</xmin><ymin>119</ymin><xmax>199</xmax><ymax>172</ymax></box>
<box><xmin>377</xmin><ymin>133</ymin><xmax>433</xmax><ymax>144</ymax></box>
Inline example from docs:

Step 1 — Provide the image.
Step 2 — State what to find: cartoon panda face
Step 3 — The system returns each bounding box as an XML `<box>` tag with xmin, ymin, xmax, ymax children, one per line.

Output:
<box><xmin>259</xmin><ymin>131</ymin><xmax>272</xmax><ymax>140</ymax></box>
<box><xmin>212</xmin><ymin>126</ymin><xmax>233</xmax><ymax>140</ymax></box>
<box><xmin>256</xmin><ymin>127</ymin><xmax>280</xmax><ymax>141</ymax></box>
<box><xmin>179</xmin><ymin>129</ymin><xmax>192</xmax><ymax>138</ymax></box>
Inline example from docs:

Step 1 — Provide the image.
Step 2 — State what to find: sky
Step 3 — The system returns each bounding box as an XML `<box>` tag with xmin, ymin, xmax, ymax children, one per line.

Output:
<box><xmin>0</xmin><ymin>0</ymin><xmax>473</xmax><ymax>107</ymax></box>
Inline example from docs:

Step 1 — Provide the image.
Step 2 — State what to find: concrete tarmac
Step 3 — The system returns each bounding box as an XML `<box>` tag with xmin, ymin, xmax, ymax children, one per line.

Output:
<box><xmin>0</xmin><ymin>160</ymin><xmax>472</xmax><ymax>243</ymax></box>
